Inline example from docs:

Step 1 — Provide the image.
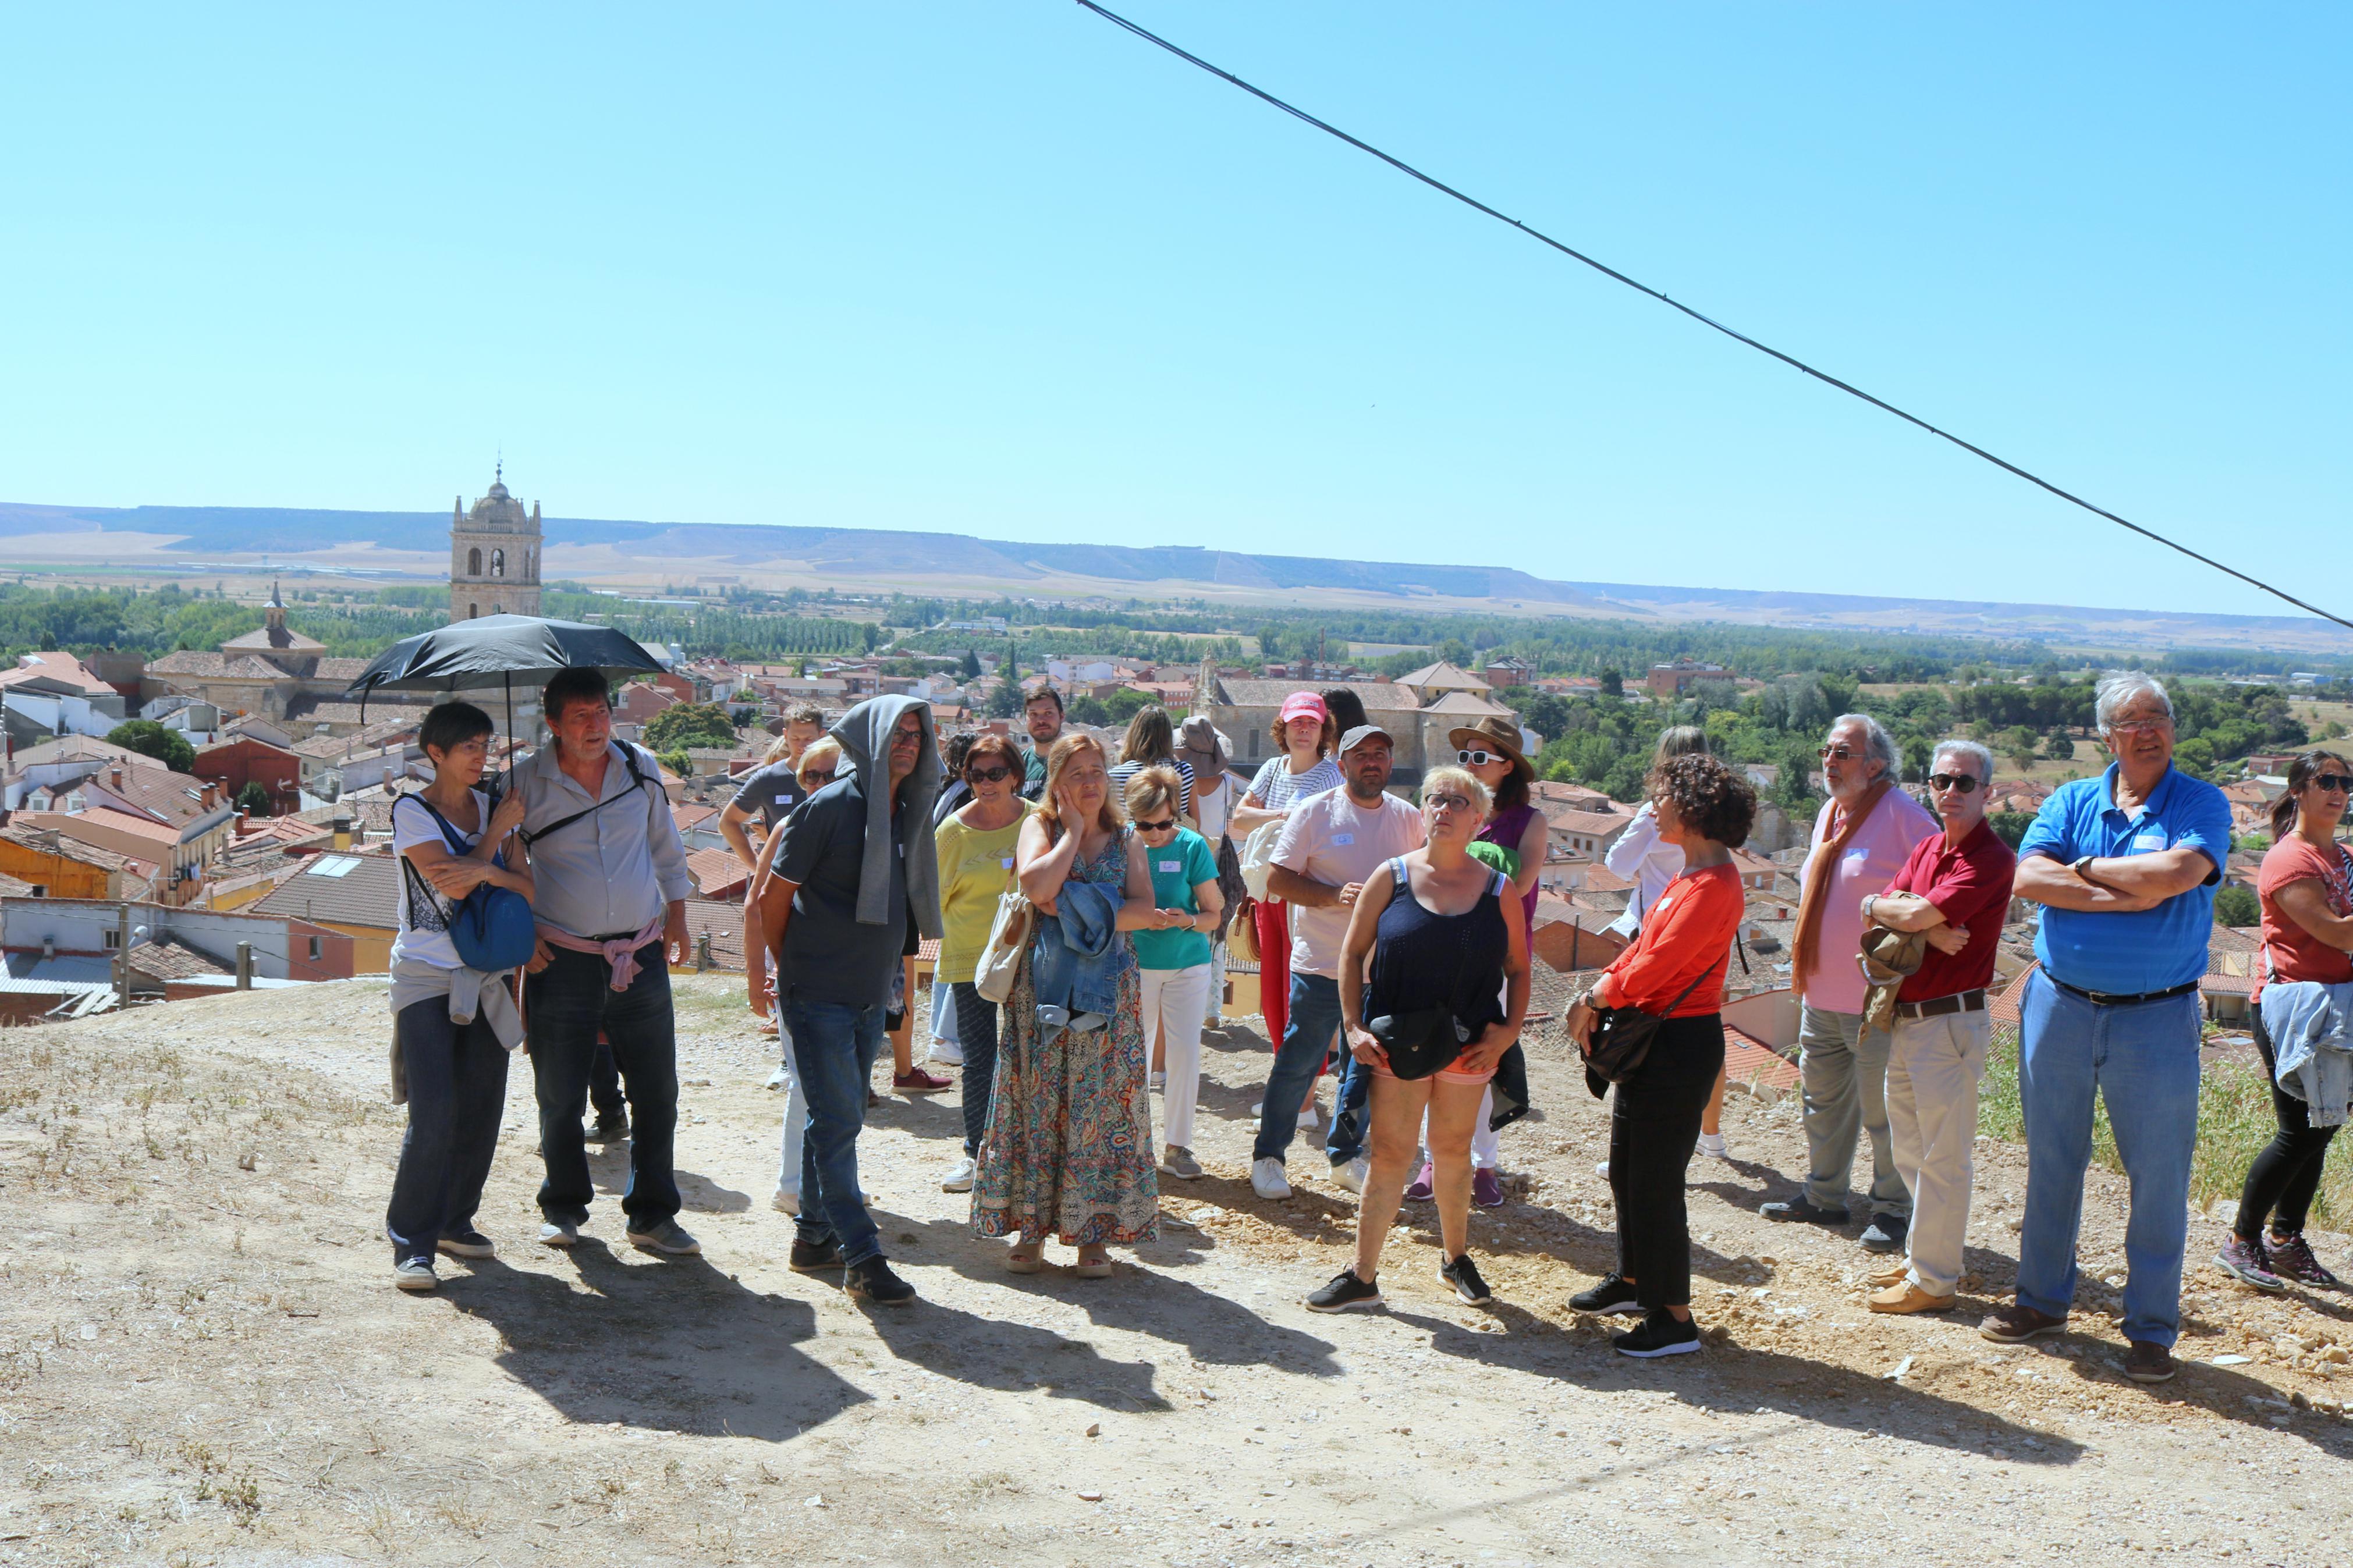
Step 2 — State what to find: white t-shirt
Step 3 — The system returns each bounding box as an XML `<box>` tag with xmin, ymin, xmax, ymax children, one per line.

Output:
<box><xmin>1193</xmin><ymin>766</ymin><xmax>1233</xmax><ymax>842</ymax></box>
<box><xmin>392</xmin><ymin>790</ymin><xmax>488</xmax><ymax>971</ymax></box>
<box><xmin>1270</xmin><ymin>788</ymin><xmax>1426</xmax><ymax>978</ymax></box>
<box><xmin>1248</xmin><ymin>755</ymin><xmax>1343</xmax><ymax>814</ymax></box>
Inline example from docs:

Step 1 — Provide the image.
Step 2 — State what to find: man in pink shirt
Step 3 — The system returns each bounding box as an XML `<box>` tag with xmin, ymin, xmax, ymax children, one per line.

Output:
<box><xmin>1761</xmin><ymin>714</ymin><xmax>1937</xmax><ymax>1254</ymax></box>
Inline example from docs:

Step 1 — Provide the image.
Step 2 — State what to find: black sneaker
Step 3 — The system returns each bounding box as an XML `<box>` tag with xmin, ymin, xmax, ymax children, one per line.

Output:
<box><xmin>844</xmin><ymin>1257</ymin><xmax>917</xmax><ymax>1305</ymax></box>
<box><xmin>1305</xmin><ymin>1269</ymin><xmax>1384</xmax><ymax>1313</ymax></box>
<box><xmin>1612</xmin><ymin>1309</ymin><xmax>1702</xmax><ymax>1359</ymax></box>
<box><xmin>1439</xmin><ymin>1254</ymin><xmax>1493</xmax><ymax>1306</ymax></box>
<box><xmin>1858</xmin><ymin>1212</ymin><xmax>1910</xmax><ymax>1254</ymax></box>
<box><xmin>1568</xmin><ymin>1274</ymin><xmax>1645</xmax><ymax>1316</ymax></box>
<box><xmin>590</xmin><ymin>1114</ymin><xmax>629</xmax><ymax>1143</ymax></box>
<box><xmin>436</xmin><ymin>1228</ymin><xmax>495</xmax><ymax>1260</ymax></box>
<box><xmin>1760</xmin><ymin>1194</ymin><xmax>1850</xmax><ymax>1225</ymax></box>
<box><xmin>789</xmin><ymin>1236</ymin><xmax>845</xmax><ymax>1272</ymax></box>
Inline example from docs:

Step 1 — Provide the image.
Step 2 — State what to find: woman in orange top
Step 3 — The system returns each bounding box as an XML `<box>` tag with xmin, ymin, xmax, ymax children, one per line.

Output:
<box><xmin>1566</xmin><ymin>752</ymin><xmax>1755</xmax><ymax>1358</ymax></box>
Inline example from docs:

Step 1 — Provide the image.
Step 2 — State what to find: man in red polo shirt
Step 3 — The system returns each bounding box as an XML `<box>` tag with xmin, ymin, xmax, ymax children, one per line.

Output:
<box><xmin>1857</xmin><ymin>738</ymin><xmax>2017</xmax><ymax>1313</ymax></box>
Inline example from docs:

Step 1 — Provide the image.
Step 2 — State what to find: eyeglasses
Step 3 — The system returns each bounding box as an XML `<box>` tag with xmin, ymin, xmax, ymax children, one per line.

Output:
<box><xmin>1457</xmin><ymin>749</ymin><xmax>1507</xmax><ymax>767</ymax></box>
<box><xmin>801</xmin><ymin>769</ymin><xmax>836</xmax><ymax>785</ymax></box>
<box><xmin>965</xmin><ymin>765</ymin><xmax>1013</xmax><ymax>784</ymax></box>
<box><xmin>2106</xmin><ymin>717</ymin><xmax>2171</xmax><ymax>735</ymax></box>
<box><xmin>1819</xmin><ymin>744</ymin><xmax>1858</xmax><ymax>760</ymax></box>
<box><xmin>1927</xmin><ymin>772</ymin><xmax>1981</xmax><ymax>794</ymax></box>
<box><xmin>2313</xmin><ymin>774</ymin><xmax>2353</xmax><ymax>793</ymax></box>
<box><xmin>1134</xmin><ymin>816</ymin><xmax>1176</xmax><ymax>832</ymax></box>
<box><xmin>1425</xmin><ymin>794</ymin><xmax>1474</xmax><ymax>813</ymax></box>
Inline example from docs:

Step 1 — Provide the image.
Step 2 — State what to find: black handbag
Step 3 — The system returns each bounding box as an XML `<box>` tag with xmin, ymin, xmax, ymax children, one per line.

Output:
<box><xmin>1581</xmin><ymin>971</ymin><xmax>1709</xmax><ymax>1098</ymax></box>
<box><xmin>1369</xmin><ymin>1006</ymin><xmax>1470</xmax><ymax>1082</ymax></box>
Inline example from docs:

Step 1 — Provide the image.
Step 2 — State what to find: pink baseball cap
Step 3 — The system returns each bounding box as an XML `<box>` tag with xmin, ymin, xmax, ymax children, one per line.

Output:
<box><xmin>1277</xmin><ymin>692</ymin><xmax>1328</xmax><ymax>724</ymax></box>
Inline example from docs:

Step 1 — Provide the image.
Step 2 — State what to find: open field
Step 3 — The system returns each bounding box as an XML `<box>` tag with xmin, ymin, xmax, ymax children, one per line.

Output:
<box><xmin>5</xmin><ymin>977</ymin><xmax>2352</xmax><ymax>1565</ymax></box>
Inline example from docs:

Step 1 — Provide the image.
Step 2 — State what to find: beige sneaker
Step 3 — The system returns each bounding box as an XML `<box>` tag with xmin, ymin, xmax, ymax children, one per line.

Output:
<box><xmin>1866</xmin><ymin>1260</ymin><xmax>1910</xmax><ymax>1289</ymax></box>
<box><xmin>1868</xmin><ymin>1281</ymin><xmax>1955</xmax><ymax>1314</ymax></box>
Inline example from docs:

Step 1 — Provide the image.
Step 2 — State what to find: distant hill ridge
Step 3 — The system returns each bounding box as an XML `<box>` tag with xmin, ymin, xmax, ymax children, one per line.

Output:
<box><xmin>0</xmin><ymin>500</ymin><xmax>2345</xmax><ymax>656</ymax></box>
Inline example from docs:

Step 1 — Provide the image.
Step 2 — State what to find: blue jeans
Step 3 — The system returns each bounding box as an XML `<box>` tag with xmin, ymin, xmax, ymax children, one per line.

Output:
<box><xmin>785</xmin><ymin>992</ymin><xmax>888</xmax><ymax>1268</ymax></box>
<box><xmin>2016</xmin><ymin>970</ymin><xmax>2201</xmax><ymax>1347</ymax></box>
<box><xmin>1251</xmin><ymin>973</ymin><xmax>1369</xmax><ymax>1167</ymax></box>
<box><xmin>525</xmin><ymin>947</ymin><xmax>680</xmax><ymax>1230</ymax></box>
<box><xmin>386</xmin><ymin>997</ymin><xmax>510</xmax><ymax>1261</ymax></box>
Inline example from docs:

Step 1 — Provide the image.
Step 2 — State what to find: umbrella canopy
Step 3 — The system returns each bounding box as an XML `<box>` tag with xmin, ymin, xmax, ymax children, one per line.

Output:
<box><xmin>344</xmin><ymin>614</ymin><xmax>666</xmax><ymax>699</ymax></box>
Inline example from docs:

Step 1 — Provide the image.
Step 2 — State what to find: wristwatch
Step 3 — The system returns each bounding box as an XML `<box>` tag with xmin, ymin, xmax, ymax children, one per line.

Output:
<box><xmin>2071</xmin><ymin>853</ymin><xmax>2098</xmax><ymax>878</ymax></box>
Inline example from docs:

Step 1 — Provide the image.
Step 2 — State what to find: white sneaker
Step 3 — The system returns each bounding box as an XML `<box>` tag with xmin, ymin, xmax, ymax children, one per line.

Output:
<box><xmin>765</xmin><ymin>1065</ymin><xmax>789</xmax><ymax>1091</ymax></box>
<box><xmin>1594</xmin><ymin>1161</ymin><xmax>1610</xmax><ymax>1181</ymax></box>
<box><xmin>1149</xmin><ymin>1071</ymin><xmax>1166</xmax><ymax>1091</ymax></box>
<box><xmin>928</xmin><ymin>1039</ymin><xmax>964</xmax><ymax>1066</ymax></box>
<box><xmin>393</xmin><ymin>1257</ymin><xmax>438</xmax><ymax>1291</ymax></box>
<box><xmin>1332</xmin><ymin>1155</ymin><xmax>1369</xmax><ymax>1195</ymax></box>
<box><xmin>771</xmin><ymin>1187</ymin><xmax>800</xmax><ymax>1216</ymax></box>
<box><xmin>1696</xmin><ymin>1131</ymin><xmax>1728</xmax><ymax>1160</ymax></box>
<box><xmin>1251</xmin><ymin>1158</ymin><xmax>1293</xmax><ymax>1201</ymax></box>
<box><xmin>538</xmin><ymin>1221</ymin><xmax>578</xmax><ymax>1248</ymax></box>
<box><xmin>1250</xmin><ymin>1100</ymin><xmax>1264</xmax><ymax>1118</ymax></box>
<box><xmin>1297</xmin><ymin>1105</ymin><xmax>1321</xmax><ymax>1130</ymax></box>
<box><xmin>941</xmin><ymin>1155</ymin><xmax>976</xmax><ymax>1193</ymax></box>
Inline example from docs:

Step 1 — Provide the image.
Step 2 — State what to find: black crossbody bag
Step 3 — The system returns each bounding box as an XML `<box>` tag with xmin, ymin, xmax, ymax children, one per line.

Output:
<box><xmin>1581</xmin><ymin>969</ymin><xmax>1709</xmax><ymax>1098</ymax></box>
<box><xmin>519</xmin><ymin>742</ymin><xmax>653</xmax><ymax>848</ymax></box>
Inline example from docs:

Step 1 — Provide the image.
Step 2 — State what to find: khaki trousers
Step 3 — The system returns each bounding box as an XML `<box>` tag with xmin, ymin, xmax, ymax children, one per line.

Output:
<box><xmin>1886</xmin><ymin>1008</ymin><xmax>1990</xmax><ymax>1296</ymax></box>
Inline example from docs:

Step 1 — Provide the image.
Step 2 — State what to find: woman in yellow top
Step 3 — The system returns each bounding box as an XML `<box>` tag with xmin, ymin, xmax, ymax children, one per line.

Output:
<box><xmin>932</xmin><ymin>732</ymin><xmax>1032</xmax><ymax>1194</ymax></box>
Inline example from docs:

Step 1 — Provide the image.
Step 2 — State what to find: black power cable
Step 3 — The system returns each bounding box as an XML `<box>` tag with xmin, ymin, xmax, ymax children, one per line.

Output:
<box><xmin>1075</xmin><ymin>0</ymin><xmax>2351</xmax><ymax>632</ymax></box>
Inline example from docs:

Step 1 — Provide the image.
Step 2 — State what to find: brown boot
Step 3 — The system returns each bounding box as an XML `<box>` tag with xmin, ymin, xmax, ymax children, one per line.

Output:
<box><xmin>1869</xmin><ymin>1281</ymin><xmax>1955</xmax><ymax>1314</ymax></box>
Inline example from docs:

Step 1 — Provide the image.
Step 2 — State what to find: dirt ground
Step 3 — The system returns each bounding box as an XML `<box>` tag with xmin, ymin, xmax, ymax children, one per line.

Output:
<box><xmin>5</xmin><ymin>975</ymin><xmax>2352</xmax><ymax>1567</ymax></box>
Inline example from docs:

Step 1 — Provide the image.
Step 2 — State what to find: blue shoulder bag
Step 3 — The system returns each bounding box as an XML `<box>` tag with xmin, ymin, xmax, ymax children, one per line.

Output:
<box><xmin>409</xmin><ymin>795</ymin><xmax>538</xmax><ymax>972</ymax></box>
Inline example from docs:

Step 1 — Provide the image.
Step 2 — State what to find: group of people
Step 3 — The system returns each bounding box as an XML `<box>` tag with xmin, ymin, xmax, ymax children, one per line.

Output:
<box><xmin>381</xmin><ymin>664</ymin><xmax>2344</xmax><ymax>1379</ymax></box>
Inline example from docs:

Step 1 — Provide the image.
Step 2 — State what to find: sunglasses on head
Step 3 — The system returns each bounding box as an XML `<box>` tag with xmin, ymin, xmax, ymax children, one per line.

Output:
<box><xmin>1927</xmin><ymin>772</ymin><xmax>1981</xmax><ymax>794</ymax></box>
<box><xmin>1133</xmin><ymin>816</ymin><xmax>1176</xmax><ymax>832</ymax></box>
<box><xmin>965</xmin><ymin>764</ymin><xmax>1013</xmax><ymax>784</ymax></box>
<box><xmin>1457</xmin><ymin>749</ymin><xmax>1506</xmax><ymax>767</ymax></box>
<box><xmin>2312</xmin><ymin>773</ymin><xmax>2353</xmax><ymax>793</ymax></box>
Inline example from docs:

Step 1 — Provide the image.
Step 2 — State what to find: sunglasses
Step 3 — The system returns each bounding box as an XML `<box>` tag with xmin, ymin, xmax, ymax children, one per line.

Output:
<box><xmin>1927</xmin><ymin>772</ymin><xmax>1981</xmax><ymax>794</ymax></box>
<box><xmin>1819</xmin><ymin>744</ymin><xmax>1858</xmax><ymax>760</ymax></box>
<box><xmin>801</xmin><ymin>768</ymin><xmax>836</xmax><ymax>785</ymax></box>
<box><xmin>965</xmin><ymin>765</ymin><xmax>1013</xmax><ymax>784</ymax></box>
<box><xmin>1134</xmin><ymin>816</ymin><xmax>1177</xmax><ymax>832</ymax></box>
<box><xmin>1457</xmin><ymin>749</ymin><xmax>1508</xmax><ymax>767</ymax></box>
<box><xmin>1425</xmin><ymin>794</ymin><xmax>1475</xmax><ymax>813</ymax></box>
<box><xmin>2313</xmin><ymin>774</ymin><xmax>2353</xmax><ymax>793</ymax></box>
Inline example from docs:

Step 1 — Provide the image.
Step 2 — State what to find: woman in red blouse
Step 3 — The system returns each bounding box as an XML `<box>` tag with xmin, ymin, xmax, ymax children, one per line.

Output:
<box><xmin>2217</xmin><ymin>750</ymin><xmax>2353</xmax><ymax>1290</ymax></box>
<box><xmin>1566</xmin><ymin>752</ymin><xmax>1755</xmax><ymax>1358</ymax></box>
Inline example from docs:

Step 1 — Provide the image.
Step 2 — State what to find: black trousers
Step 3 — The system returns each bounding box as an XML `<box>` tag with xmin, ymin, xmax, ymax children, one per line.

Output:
<box><xmin>950</xmin><ymin>981</ymin><xmax>1003</xmax><ymax>1160</ymax></box>
<box><xmin>1609</xmin><ymin>1012</ymin><xmax>1727</xmax><ymax>1310</ymax></box>
<box><xmin>2235</xmin><ymin>1007</ymin><xmax>2341</xmax><ymax>1240</ymax></box>
<box><xmin>588</xmin><ymin>1035</ymin><xmax>626</xmax><ymax>1123</ymax></box>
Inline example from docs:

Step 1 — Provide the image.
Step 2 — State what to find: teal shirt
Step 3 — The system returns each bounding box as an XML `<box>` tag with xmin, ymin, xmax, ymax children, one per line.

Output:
<box><xmin>1130</xmin><ymin>827</ymin><xmax>1218</xmax><ymax>970</ymax></box>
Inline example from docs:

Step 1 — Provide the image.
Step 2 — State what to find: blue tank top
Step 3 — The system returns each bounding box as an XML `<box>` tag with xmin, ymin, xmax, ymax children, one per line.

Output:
<box><xmin>1365</xmin><ymin>856</ymin><xmax>1510</xmax><ymax>1030</ymax></box>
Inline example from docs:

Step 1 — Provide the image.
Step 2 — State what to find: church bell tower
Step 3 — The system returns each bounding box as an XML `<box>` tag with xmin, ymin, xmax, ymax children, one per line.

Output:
<box><xmin>449</xmin><ymin>463</ymin><xmax>543</xmax><ymax>620</ymax></box>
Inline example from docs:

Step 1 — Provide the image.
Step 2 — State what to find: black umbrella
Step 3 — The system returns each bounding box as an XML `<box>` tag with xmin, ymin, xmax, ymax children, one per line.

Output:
<box><xmin>343</xmin><ymin>614</ymin><xmax>668</xmax><ymax>781</ymax></box>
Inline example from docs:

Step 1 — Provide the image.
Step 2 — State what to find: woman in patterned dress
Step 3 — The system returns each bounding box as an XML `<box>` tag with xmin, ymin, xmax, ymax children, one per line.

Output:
<box><xmin>973</xmin><ymin>733</ymin><xmax>1181</xmax><ymax>1276</ymax></box>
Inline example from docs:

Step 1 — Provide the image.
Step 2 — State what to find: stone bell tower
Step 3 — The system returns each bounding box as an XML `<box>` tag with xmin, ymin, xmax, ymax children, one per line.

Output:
<box><xmin>449</xmin><ymin>463</ymin><xmax>542</xmax><ymax>620</ymax></box>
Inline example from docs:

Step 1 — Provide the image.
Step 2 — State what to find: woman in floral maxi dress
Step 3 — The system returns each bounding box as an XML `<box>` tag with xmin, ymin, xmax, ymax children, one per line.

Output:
<box><xmin>974</xmin><ymin>733</ymin><xmax>1181</xmax><ymax>1275</ymax></box>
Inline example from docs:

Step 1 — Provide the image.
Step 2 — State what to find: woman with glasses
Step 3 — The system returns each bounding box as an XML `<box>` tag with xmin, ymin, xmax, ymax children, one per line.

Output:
<box><xmin>2217</xmin><ymin>749</ymin><xmax>2353</xmax><ymax>1292</ymax></box>
<box><xmin>1123</xmin><ymin>766</ymin><xmax>1224</xmax><ymax>1181</ymax></box>
<box><xmin>1306</xmin><ymin>766</ymin><xmax>1529</xmax><ymax>1313</ymax></box>
<box><xmin>1229</xmin><ymin>692</ymin><xmax>1343</xmax><ymax>1118</ymax></box>
<box><xmin>1566</xmin><ymin>753</ymin><xmax>1756</xmax><ymax>1357</ymax></box>
<box><xmin>931</xmin><ymin>733</ymin><xmax>1032</xmax><ymax>1194</ymax></box>
<box><xmin>974</xmin><ymin>733</ymin><xmax>1177</xmax><ymax>1276</ymax></box>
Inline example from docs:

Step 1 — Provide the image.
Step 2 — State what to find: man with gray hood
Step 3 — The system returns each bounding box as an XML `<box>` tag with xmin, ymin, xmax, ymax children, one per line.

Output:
<box><xmin>760</xmin><ymin>695</ymin><xmax>942</xmax><ymax>1304</ymax></box>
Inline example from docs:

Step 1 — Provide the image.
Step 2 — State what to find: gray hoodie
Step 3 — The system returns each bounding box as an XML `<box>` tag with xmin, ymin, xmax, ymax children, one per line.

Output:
<box><xmin>831</xmin><ymin>695</ymin><xmax>943</xmax><ymax>937</ymax></box>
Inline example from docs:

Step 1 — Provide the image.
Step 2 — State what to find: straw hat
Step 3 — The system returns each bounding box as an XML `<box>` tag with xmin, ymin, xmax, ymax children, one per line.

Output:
<box><xmin>1447</xmin><ymin>714</ymin><xmax>1534</xmax><ymax>784</ymax></box>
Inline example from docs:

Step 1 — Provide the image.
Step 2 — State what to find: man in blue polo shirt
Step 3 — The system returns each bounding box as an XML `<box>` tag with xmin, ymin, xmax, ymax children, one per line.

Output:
<box><xmin>1982</xmin><ymin>672</ymin><xmax>2232</xmax><ymax>1385</ymax></box>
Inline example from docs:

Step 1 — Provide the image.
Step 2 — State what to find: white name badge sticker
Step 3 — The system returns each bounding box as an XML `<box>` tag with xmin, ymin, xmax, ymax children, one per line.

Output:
<box><xmin>1333</xmin><ymin>833</ymin><xmax>1354</xmax><ymax>846</ymax></box>
<box><xmin>776</xmin><ymin>793</ymin><xmax>793</xmax><ymax>804</ymax></box>
<box><xmin>2132</xmin><ymin>830</ymin><xmax>2167</xmax><ymax>853</ymax></box>
<box><xmin>1000</xmin><ymin>857</ymin><xmax>1015</xmax><ymax>869</ymax></box>
<box><xmin>1157</xmin><ymin>859</ymin><xmax>1182</xmax><ymax>873</ymax></box>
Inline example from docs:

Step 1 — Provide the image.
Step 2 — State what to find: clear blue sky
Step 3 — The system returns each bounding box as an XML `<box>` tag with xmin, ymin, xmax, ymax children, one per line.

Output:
<box><xmin>2</xmin><ymin>4</ymin><xmax>2343</xmax><ymax>617</ymax></box>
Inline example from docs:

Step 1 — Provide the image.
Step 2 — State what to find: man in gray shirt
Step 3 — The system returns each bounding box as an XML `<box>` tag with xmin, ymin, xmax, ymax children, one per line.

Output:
<box><xmin>516</xmin><ymin>666</ymin><xmax>699</xmax><ymax>1256</ymax></box>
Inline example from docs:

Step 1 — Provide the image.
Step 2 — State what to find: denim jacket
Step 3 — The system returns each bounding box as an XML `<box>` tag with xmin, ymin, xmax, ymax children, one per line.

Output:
<box><xmin>1030</xmin><ymin>879</ymin><xmax>1131</xmax><ymax>1020</ymax></box>
<box><xmin>2262</xmin><ymin>979</ymin><xmax>2353</xmax><ymax>1129</ymax></box>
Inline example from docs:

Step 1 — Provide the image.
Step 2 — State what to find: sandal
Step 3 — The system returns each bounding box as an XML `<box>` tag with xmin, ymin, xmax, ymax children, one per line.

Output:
<box><xmin>1073</xmin><ymin>1249</ymin><xmax>1113</xmax><ymax>1279</ymax></box>
<box><xmin>1006</xmin><ymin>1238</ymin><xmax>1046</xmax><ymax>1274</ymax></box>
